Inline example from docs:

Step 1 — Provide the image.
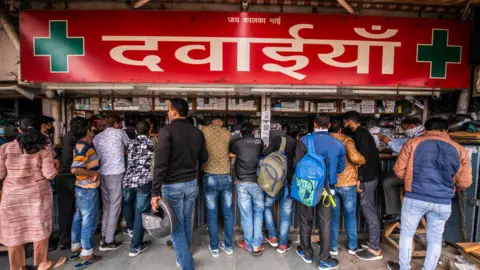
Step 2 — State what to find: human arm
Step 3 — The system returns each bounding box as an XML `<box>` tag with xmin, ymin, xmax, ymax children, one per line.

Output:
<box><xmin>345</xmin><ymin>139</ymin><xmax>366</xmax><ymax>166</ymax></box>
<box><xmin>393</xmin><ymin>140</ymin><xmax>412</xmax><ymax>181</ymax></box>
<box><xmin>152</xmin><ymin>129</ymin><xmax>171</xmax><ymax>197</ymax></box>
<box><xmin>0</xmin><ymin>145</ymin><xmax>6</xmax><ymax>181</ymax></box>
<box><xmin>454</xmin><ymin>147</ymin><xmax>473</xmax><ymax>191</ymax></box>
<box><xmin>294</xmin><ymin>139</ymin><xmax>307</xmax><ymax>167</ymax></box>
<box><xmin>387</xmin><ymin>137</ymin><xmax>408</xmax><ymax>154</ymax></box>
<box><xmin>336</xmin><ymin>144</ymin><xmax>346</xmax><ymax>174</ymax></box>
<box><xmin>70</xmin><ymin>168</ymin><xmax>100</xmax><ymax>180</ymax></box>
<box><xmin>263</xmin><ymin>136</ymin><xmax>281</xmax><ymax>157</ymax></box>
<box><xmin>355</xmin><ymin>131</ymin><xmax>371</xmax><ymax>181</ymax></box>
<box><xmin>198</xmin><ymin>132</ymin><xmax>209</xmax><ymax>164</ymax></box>
<box><xmin>41</xmin><ymin>150</ymin><xmax>58</xmax><ymax>180</ymax></box>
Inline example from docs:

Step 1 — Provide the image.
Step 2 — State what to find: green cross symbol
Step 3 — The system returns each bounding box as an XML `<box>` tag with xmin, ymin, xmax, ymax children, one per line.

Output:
<box><xmin>34</xmin><ymin>21</ymin><xmax>84</xmax><ymax>73</ymax></box>
<box><xmin>417</xmin><ymin>29</ymin><xmax>461</xmax><ymax>79</ymax></box>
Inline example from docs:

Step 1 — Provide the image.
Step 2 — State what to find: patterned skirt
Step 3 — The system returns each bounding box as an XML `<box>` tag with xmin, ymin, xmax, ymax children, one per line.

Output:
<box><xmin>0</xmin><ymin>180</ymin><xmax>52</xmax><ymax>246</ymax></box>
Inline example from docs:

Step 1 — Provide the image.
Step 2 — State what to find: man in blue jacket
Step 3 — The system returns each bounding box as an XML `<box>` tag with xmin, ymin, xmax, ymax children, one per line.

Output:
<box><xmin>294</xmin><ymin>115</ymin><xmax>346</xmax><ymax>270</ymax></box>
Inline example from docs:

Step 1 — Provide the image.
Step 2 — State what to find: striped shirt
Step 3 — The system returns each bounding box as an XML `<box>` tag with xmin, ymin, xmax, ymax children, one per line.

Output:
<box><xmin>72</xmin><ymin>140</ymin><xmax>100</xmax><ymax>189</ymax></box>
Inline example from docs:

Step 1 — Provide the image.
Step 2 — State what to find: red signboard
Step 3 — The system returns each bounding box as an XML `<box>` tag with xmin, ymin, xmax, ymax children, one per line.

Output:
<box><xmin>20</xmin><ymin>10</ymin><xmax>471</xmax><ymax>88</ymax></box>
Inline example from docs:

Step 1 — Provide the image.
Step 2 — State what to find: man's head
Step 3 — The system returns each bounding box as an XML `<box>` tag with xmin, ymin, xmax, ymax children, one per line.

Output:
<box><xmin>401</xmin><ymin>117</ymin><xmax>422</xmax><ymax>131</ymax></box>
<box><xmin>328</xmin><ymin>116</ymin><xmax>343</xmax><ymax>134</ymax></box>
<box><xmin>343</xmin><ymin>111</ymin><xmax>361</xmax><ymax>131</ymax></box>
<box><xmin>105</xmin><ymin>114</ymin><xmax>122</xmax><ymax>129</ymax></box>
<box><xmin>35</xmin><ymin>115</ymin><xmax>55</xmax><ymax>134</ymax></box>
<box><xmin>71</xmin><ymin>117</ymin><xmax>93</xmax><ymax>141</ymax></box>
<box><xmin>314</xmin><ymin>114</ymin><xmax>330</xmax><ymax>130</ymax></box>
<box><xmin>241</xmin><ymin>122</ymin><xmax>254</xmax><ymax>136</ymax></box>
<box><xmin>282</xmin><ymin>123</ymin><xmax>299</xmax><ymax>137</ymax></box>
<box><xmin>425</xmin><ymin>117</ymin><xmax>448</xmax><ymax>133</ymax></box>
<box><xmin>210</xmin><ymin>115</ymin><xmax>223</xmax><ymax>127</ymax></box>
<box><xmin>168</xmin><ymin>98</ymin><xmax>189</xmax><ymax>121</ymax></box>
<box><xmin>136</xmin><ymin>120</ymin><xmax>151</xmax><ymax>136</ymax></box>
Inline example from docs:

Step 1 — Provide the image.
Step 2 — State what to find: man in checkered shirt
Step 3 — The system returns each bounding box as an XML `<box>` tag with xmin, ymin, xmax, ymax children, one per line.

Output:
<box><xmin>122</xmin><ymin>120</ymin><xmax>155</xmax><ymax>257</ymax></box>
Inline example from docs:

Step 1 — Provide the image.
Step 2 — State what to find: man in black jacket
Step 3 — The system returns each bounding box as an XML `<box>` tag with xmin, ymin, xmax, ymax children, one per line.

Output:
<box><xmin>343</xmin><ymin>111</ymin><xmax>382</xmax><ymax>261</ymax></box>
<box><xmin>230</xmin><ymin>122</ymin><xmax>264</xmax><ymax>255</ymax></box>
<box><xmin>262</xmin><ymin>123</ymin><xmax>298</xmax><ymax>253</ymax></box>
<box><xmin>151</xmin><ymin>98</ymin><xmax>208</xmax><ymax>270</ymax></box>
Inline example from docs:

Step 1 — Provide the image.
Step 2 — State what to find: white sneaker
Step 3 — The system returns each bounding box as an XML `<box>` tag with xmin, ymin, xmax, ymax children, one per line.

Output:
<box><xmin>330</xmin><ymin>250</ymin><xmax>339</xmax><ymax>256</ymax></box>
<box><xmin>209</xmin><ymin>245</ymin><xmax>220</xmax><ymax>258</ymax></box>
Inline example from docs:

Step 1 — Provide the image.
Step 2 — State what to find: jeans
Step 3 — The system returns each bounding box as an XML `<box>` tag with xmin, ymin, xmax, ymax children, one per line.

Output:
<box><xmin>264</xmin><ymin>186</ymin><xmax>293</xmax><ymax>246</ymax></box>
<box><xmin>123</xmin><ymin>182</ymin><xmax>152</xmax><ymax>251</ymax></box>
<box><xmin>71</xmin><ymin>187</ymin><xmax>99</xmax><ymax>257</ymax></box>
<box><xmin>204</xmin><ymin>174</ymin><xmax>234</xmax><ymax>250</ymax></box>
<box><xmin>399</xmin><ymin>197</ymin><xmax>451</xmax><ymax>270</ymax></box>
<box><xmin>162</xmin><ymin>180</ymin><xmax>198</xmax><ymax>270</ymax></box>
<box><xmin>359</xmin><ymin>179</ymin><xmax>381</xmax><ymax>251</ymax></box>
<box><xmin>56</xmin><ymin>173</ymin><xmax>76</xmax><ymax>246</ymax></box>
<box><xmin>331</xmin><ymin>185</ymin><xmax>358</xmax><ymax>251</ymax></box>
<box><xmin>236</xmin><ymin>182</ymin><xmax>264</xmax><ymax>250</ymax></box>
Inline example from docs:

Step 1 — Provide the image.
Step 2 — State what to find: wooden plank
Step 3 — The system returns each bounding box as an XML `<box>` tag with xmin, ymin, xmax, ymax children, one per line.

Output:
<box><xmin>457</xmin><ymin>242</ymin><xmax>480</xmax><ymax>253</ymax></box>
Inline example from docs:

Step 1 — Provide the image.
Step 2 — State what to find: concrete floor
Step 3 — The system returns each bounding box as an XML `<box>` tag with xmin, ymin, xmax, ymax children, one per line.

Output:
<box><xmin>0</xmin><ymin>226</ymin><xmax>431</xmax><ymax>270</ymax></box>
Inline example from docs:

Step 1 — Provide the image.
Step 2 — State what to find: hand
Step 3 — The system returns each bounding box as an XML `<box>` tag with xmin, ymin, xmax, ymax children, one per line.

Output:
<box><xmin>92</xmin><ymin>172</ymin><xmax>100</xmax><ymax>182</ymax></box>
<box><xmin>54</xmin><ymin>160</ymin><xmax>60</xmax><ymax>171</ymax></box>
<box><xmin>381</xmin><ymin>136</ymin><xmax>392</xmax><ymax>144</ymax></box>
<box><xmin>356</xmin><ymin>181</ymin><xmax>362</xmax><ymax>193</ymax></box>
<box><xmin>375</xmin><ymin>133</ymin><xmax>384</xmax><ymax>140</ymax></box>
<box><xmin>151</xmin><ymin>196</ymin><xmax>161</xmax><ymax>212</ymax></box>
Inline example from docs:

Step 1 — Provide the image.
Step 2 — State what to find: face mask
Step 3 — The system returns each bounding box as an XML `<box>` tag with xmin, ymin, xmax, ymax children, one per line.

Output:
<box><xmin>404</xmin><ymin>126</ymin><xmax>422</xmax><ymax>138</ymax></box>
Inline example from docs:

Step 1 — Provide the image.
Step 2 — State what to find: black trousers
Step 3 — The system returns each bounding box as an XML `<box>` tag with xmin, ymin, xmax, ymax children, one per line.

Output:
<box><xmin>298</xmin><ymin>201</ymin><xmax>332</xmax><ymax>262</ymax></box>
<box><xmin>56</xmin><ymin>173</ymin><xmax>77</xmax><ymax>246</ymax></box>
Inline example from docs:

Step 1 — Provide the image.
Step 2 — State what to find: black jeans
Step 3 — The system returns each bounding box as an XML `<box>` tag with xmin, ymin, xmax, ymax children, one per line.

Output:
<box><xmin>359</xmin><ymin>179</ymin><xmax>381</xmax><ymax>251</ymax></box>
<box><xmin>56</xmin><ymin>173</ymin><xmax>77</xmax><ymax>246</ymax></box>
<box><xmin>298</xmin><ymin>201</ymin><xmax>332</xmax><ymax>262</ymax></box>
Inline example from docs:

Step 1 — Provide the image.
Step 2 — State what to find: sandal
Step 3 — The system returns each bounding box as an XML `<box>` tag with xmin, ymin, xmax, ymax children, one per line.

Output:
<box><xmin>74</xmin><ymin>254</ymin><xmax>102</xmax><ymax>269</ymax></box>
<box><xmin>236</xmin><ymin>240</ymin><xmax>252</xmax><ymax>253</ymax></box>
<box><xmin>39</xmin><ymin>257</ymin><xmax>67</xmax><ymax>270</ymax></box>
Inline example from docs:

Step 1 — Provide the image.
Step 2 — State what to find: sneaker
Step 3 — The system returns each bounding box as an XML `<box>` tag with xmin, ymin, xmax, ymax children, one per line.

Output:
<box><xmin>348</xmin><ymin>247</ymin><xmax>362</xmax><ymax>255</ymax></box>
<box><xmin>68</xmin><ymin>251</ymin><xmax>81</xmax><ymax>261</ymax></box>
<box><xmin>74</xmin><ymin>255</ymin><xmax>101</xmax><ymax>269</ymax></box>
<box><xmin>277</xmin><ymin>241</ymin><xmax>293</xmax><ymax>254</ymax></box>
<box><xmin>209</xmin><ymin>245</ymin><xmax>220</xmax><ymax>258</ymax></box>
<box><xmin>99</xmin><ymin>241</ymin><xmax>123</xmax><ymax>252</ymax></box>
<box><xmin>265</xmin><ymin>236</ymin><xmax>279</xmax><ymax>248</ymax></box>
<box><xmin>122</xmin><ymin>227</ymin><xmax>133</xmax><ymax>238</ymax></box>
<box><xmin>296</xmin><ymin>246</ymin><xmax>312</xmax><ymax>264</ymax></box>
<box><xmin>387</xmin><ymin>261</ymin><xmax>400</xmax><ymax>270</ymax></box>
<box><xmin>360</xmin><ymin>240</ymin><xmax>370</xmax><ymax>249</ymax></box>
<box><xmin>330</xmin><ymin>249</ymin><xmax>338</xmax><ymax>256</ymax></box>
<box><xmin>128</xmin><ymin>241</ymin><xmax>151</xmax><ymax>257</ymax></box>
<box><xmin>383</xmin><ymin>214</ymin><xmax>400</xmax><ymax>224</ymax></box>
<box><xmin>219</xmin><ymin>241</ymin><xmax>233</xmax><ymax>255</ymax></box>
<box><xmin>355</xmin><ymin>248</ymin><xmax>383</xmax><ymax>261</ymax></box>
<box><xmin>318</xmin><ymin>258</ymin><xmax>340</xmax><ymax>270</ymax></box>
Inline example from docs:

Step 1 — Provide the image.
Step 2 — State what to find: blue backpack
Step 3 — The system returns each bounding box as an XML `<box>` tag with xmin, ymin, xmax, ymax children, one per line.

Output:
<box><xmin>291</xmin><ymin>134</ymin><xmax>328</xmax><ymax>207</ymax></box>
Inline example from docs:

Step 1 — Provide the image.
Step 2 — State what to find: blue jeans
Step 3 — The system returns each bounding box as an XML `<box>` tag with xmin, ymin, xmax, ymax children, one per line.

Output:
<box><xmin>204</xmin><ymin>174</ymin><xmax>234</xmax><ymax>250</ymax></box>
<box><xmin>162</xmin><ymin>180</ymin><xmax>197</xmax><ymax>270</ymax></box>
<box><xmin>71</xmin><ymin>187</ymin><xmax>99</xmax><ymax>257</ymax></box>
<box><xmin>236</xmin><ymin>182</ymin><xmax>264</xmax><ymax>250</ymax></box>
<box><xmin>331</xmin><ymin>185</ymin><xmax>358</xmax><ymax>251</ymax></box>
<box><xmin>399</xmin><ymin>197</ymin><xmax>451</xmax><ymax>270</ymax></box>
<box><xmin>264</xmin><ymin>186</ymin><xmax>293</xmax><ymax>246</ymax></box>
<box><xmin>123</xmin><ymin>182</ymin><xmax>152</xmax><ymax>251</ymax></box>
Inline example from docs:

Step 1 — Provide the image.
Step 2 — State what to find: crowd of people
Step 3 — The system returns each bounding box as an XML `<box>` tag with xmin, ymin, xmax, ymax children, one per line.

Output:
<box><xmin>0</xmin><ymin>97</ymin><xmax>473</xmax><ymax>270</ymax></box>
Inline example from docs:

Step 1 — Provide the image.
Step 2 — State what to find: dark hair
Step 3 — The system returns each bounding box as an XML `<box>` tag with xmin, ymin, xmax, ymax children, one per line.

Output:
<box><xmin>69</xmin><ymin>117</ymin><xmax>85</xmax><ymax>130</ymax></box>
<box><xmin>402</xmin><ymin>117</ymin><xmax>422</xmax><ymax>126</ymax></box>
<box><xmin>297</xmin><ymin>129</ymin><xmax>308</xmax><ymax>139</ymax></box>
<box><xmin>170</xmin><ymin>98</ymin><xmax>189</xmax><ymax>117</ymax></box>
<box><xmin>328</xmin><ymin>116</ymin><xmax>343</xmax><ymax>133</ymax></box>
<box><xmin>241</xmin><ymin>122</ymin><xmax>254</xmax><ymax>135</ymax></box>
<box><xmin>425</xmin><ymin>117</ymin><xmax>448</xmax><ymax>131</ymax></box>
<box><xmin>71</xmin><ymin>117</ymin><xmax>90</xmax><ymax>139</ymax></box>
<box><xmin>211</xmin><ymin>115</ymin><xmax>223</xmax><ymax>123</ymax></box>
<box><xmin>16</xmin><ymin>118</ymin><xmax>48</xmax><ymax>154</ymax></box>
<box><xmin>283</xmin><ymin>123</ymin><xmax>299</xmax><ymax>137</ymax></box>
<box><xmin>105</xmin><ymin>114</ymin><xmax>122</xmax><ymax>128</ymax></box>
<box><xmin>314</xmin><ymin>114</ymin><xmax>330</xmax><ymax>129</ymax></box>
<box><xmin>136</xmin><ymin>120</ymin><xmax>150</xmax><ymax>135</ymax></box>
<box><xmin>343</xmin><ymin>111</ymin><xmax>361</xmax><ymax>124</ymax></box>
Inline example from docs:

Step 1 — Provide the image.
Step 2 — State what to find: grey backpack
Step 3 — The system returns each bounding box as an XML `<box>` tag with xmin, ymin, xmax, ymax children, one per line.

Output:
<box><xmin>257</xmin><ymin>137</ymin><xmax>287</xmax><ymax>197</ymax></box>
